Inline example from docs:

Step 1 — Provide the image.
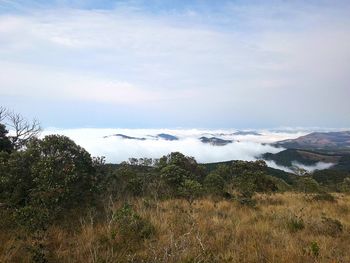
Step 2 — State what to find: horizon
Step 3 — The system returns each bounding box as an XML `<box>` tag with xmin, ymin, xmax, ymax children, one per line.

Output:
<box><xmin>1</xmin><ymin>0</ymin><xmax>350</xmax><ymax>129</ymax></box>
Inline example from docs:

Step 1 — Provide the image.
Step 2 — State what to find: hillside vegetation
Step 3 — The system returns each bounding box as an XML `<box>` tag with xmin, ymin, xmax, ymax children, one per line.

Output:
<box><xmin>1</xmin><ymin>193</ymin><xmax>350</xmax><ymax>263</ymax></box>
<box><xmin>1</xmin><ymin>108</ymin><xmax>350</xmax><ymax>262</ymax></box>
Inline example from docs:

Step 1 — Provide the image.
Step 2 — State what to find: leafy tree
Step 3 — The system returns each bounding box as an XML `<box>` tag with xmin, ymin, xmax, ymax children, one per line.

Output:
<box><xmin>27</xmin><ymin>135</ymin><xmax>97</xmax><ymax>212</ymax></box>
<box><xmin>340</xmin><ymin>178</ymin><xmax>350</xmax><ymax>193</ymax></box>
<box><xmin>0</xmin><ymin>135</ymin><xmax>97</xmax><ymax>216</ymax></box>
<box><xmin>232</xmin><ymin>172</ymin><xmax>278</xmax><ymax>199</ymax></box>
<box><xmin>295</xmin><ymin>177</ymin><xmax>321</xmax><ymax>193</ymax></box>
<box><xmin>179</xmin><ymin>179</ymin><xmax>203</xmax><ymax>205</ymax></box>
<box><xmin>160</xmin><ymin>164</ymin><xmax>190</xmax><ymax>191</ymax></box>
<box><xmin>158</xmin><ymin>152</ymin><xmax>204</xmax><ymax>180</ymax></box>
<box><xmin>0</xmin><ymin>123</ymin><xmax>13</xmax><ymax>153</ymax></box>
<box><xmin>204</xmin><ymin>173</ymin><xmax>225</xmax><ymax>196</ymax></box>
<box><xmin>0</xmin><ymin>150</ymin><xmax>34</xmax><ymax>207</ymax></box>
<box><xmin>230</xmin><ymin>160</ymin><xmax>268</xmax><ymax>176</ymax></box>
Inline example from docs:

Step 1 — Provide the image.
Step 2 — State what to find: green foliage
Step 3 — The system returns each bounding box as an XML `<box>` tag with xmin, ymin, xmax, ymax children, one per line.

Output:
<box><xmin>0</xmin><ymin>150</ymin><xmax>35</xmax><ymax>207</ymax></box>
<box><xmin>231</xmin><ymin>160</ymin><xmax>268</xmax><ymax>175</ymax></box>
<box><xmin>204</xmin><ymin>173</ymin><xmax>225</xmax><ymax>196</ymax></box>
<box><xmin>158</xmin><ymin>152</ymin><xmax>204</xmax><ymax>180</ymax></box>
<box><xmin>178</xmin><ymin>179</ymin><xmax>203</xmax><ymax>204</ymax></box>
<box><xmin>160</xmin><ymin>164</ymin><xmax>190</xmax><ymax>190</ymax></box>
<box><xmin>312</xmin><ymin>192</ymin><xmax>336</xmax><ymax>202</ymax></box>
<box><xmin>27</xmin><ymin>135</ymin><xmax>97</xmax><ymax>212</ymax></box>
<box><xmin>309</xmin><ymin>241</ymin><xmax>320</xmax><ymax>257</ymax></box>
<box><xmin>113</xmin><ymin>204</ymin><xmax>155</xmax><ymax>240</ymax></box>
<box><xmin>14</xmin><ymin>206</ymin><xmax>50</xmax><ymax>232</ymax></box>
<box><xmin>286</xmin><ymin>215</ymin><xmax>305</xmax><ymax>233</ymax></box>
<box><xmin>0</xmin><ymin>135</ymin><xmax>97</xmax><ymax>225</ymax></box>
<box><xmin>295</xmin><ymin>177</ymin><xmax>321</xmax><ymax>193</ymax></box>
<box><xmin>339</xmin><ymin>177</ymin><xmax>350</xmax><ymax>192</ymax></box>
<box><xmin>233</xmin><ymin>172</ymin><xmax>278</xmax><ymax>195</ymax></box>
<box><xmin>312</xmin><ymin>169</ymin><xmax>350</xmax><ymax>190</ymax></box>
<box><xmin>0</xmin><ymin>123</ymin><xmax>13</xmax><ymax>153</ymax></box>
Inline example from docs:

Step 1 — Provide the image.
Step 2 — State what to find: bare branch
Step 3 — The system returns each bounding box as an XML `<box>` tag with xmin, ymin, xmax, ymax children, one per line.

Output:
<box><xmin>5</xmin><ymin>110</ymin><xmax>41</xmax><ymax>149</ymax></box>
<box><xmin>0</xmin><ymin>106</ymin><xmax>8</xmax><ymax>123</ymax></box>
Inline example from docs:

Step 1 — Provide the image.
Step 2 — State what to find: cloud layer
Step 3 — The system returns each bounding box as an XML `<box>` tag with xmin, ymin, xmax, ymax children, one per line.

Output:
<box><xmin>42</xmin><ymin>128</ymin><xmax>304</xmax><ymax>164</ymax></box>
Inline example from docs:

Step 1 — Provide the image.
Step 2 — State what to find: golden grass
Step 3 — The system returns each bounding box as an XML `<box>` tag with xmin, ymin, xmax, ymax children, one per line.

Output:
<box><xmin>1</xmin><ymin>193</ymin><xmax>350</xmax><ymax>263</ymax></box>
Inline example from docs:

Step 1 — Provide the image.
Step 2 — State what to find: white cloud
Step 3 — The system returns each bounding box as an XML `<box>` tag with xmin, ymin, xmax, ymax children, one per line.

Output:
<box><xmin>41</xmin><ymin>128</ymin><xmax>301</xmax><ymax>163</ymax></box>
<box><xmin>266</xmin><ymin>160</ymin><xmax>335</xmax><ymax>174</ymax></box>
<box><xmin>0</xmin><ymin>2</ymin><xmax>349</xmax><ymax>127</ymax></box>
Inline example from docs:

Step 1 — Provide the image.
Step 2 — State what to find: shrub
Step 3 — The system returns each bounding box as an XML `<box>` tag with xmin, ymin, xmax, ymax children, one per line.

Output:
<box><xmin>113</xmin><ymin>204</ymin><xmax>155</xmax><ymax>240</ymax></box>
<box><xmin>312</xmin><ymin>192</ymin><xmax>336</xmax><ymax>202</ymax></box>
<box><xmin>295</xmin><ymin>177</ymin><xmax>321</xmax><ymax>193</ymax></box>
<box><xmin>204</xmin><ymin>173</ymin><xmax>225</xmax><ymax>196</ymax></box>
<box><xmin>286</xmin><ymin>215</ymin><xmax>305</xmax><ymax>233</ymax></box>
<box><xmin>319</xmin><ymin>217</ymin><xmax>343</xmax><ymax>237</ymax></box>
<box><xmin>309</xmin><ymin>241</ymin><xmax>320</xmax><ymax>257</ymax></box>
<box><xmin>178</xmin><ymin>179</ymin><xmax>203</xmax><ymax>205</ymax></box>
<box><xmin>236</xmin><ymin>195</ymin><xmax>257</xmax><ymax>207</ymax></box>
<box><xmin>14</xmin><ymin>206</ymin><xmax>50</xmax><ymax>232</ymax></box>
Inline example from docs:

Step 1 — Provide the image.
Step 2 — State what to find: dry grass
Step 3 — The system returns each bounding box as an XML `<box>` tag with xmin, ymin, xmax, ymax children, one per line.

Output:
<box><xmin>1</xmin><ymin>193</ymin><xmax>350</xmax><ymax>263</ymax></box>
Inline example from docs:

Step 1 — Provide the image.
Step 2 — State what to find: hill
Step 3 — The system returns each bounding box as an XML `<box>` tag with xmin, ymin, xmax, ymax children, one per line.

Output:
<box><xmin>275</xmin><ymin>131</ymin><xmax>350</xmax><ymax>151</ymax></box>
<box><xmin>199</xmin><ymin>136</ymin><xmax>233</xmax><ymax>146</ymax></box>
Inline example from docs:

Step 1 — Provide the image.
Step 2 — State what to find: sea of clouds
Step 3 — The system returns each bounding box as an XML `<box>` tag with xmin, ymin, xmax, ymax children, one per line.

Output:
<box><xmin>40</xmin><ymin>128</ymin><xmax>336</xmax><ymax>173</ymax></box>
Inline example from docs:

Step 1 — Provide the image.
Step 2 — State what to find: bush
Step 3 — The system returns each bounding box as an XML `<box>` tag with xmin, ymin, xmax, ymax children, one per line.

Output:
<box><xmin>236</xmin><ymin>195</ymin><xmax>257</xmax><ymax>207</ymax></box>
<box><xmin>309</xmin><ymin>241</ymin><xmax>320</xmax><ymax>257</ymax></box>
<box><xmin>204</xmin><ymin>173</ymin><xmax>225</xmax><ymax>196</ymax></box>
<box><xmin>14</xmin><ymin>206</ymin><xmax>52</xmax><ymax>232</ymax></box>
<box><xmin>178</xmin><ymin>179</ymin><xmax>203</xmax><ymax>205</ymax></box>
<box><xmin>319</xmin><ymin>217</ymin><xmax>343</xmax><ymax>237</ymax></box>
<box><xmin>312</xmin><ymin>192</ymin><xmax>336</xmax><ymax>202</ymax></box>
<box><xmin>295</xmin><ymin>177</ymin><xmax>321</xmax><ymax>193</ymax></box>
<box><xmin>0</xmin><ymin>135</ymin><xmax>97</xmax><ymax>216</ymax></box>
<box><xmin>286</xmin><ymin>215</ymin><xmax>305</xmax><ymax>233</ymax></box>
<box><xmin>113</xmin><ymin>204</ymin><xmax>155</xmax><ymax>240</ymax></box>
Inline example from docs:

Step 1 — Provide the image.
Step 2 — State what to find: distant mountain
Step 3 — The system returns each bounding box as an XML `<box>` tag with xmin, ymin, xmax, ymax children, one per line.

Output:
<box><xmin>208</xmin><ymin>131</ymin><xmax>261</xmax><ymax>136</ymax></box>
<box><xmin>233</xmin><ymin>131</ymin><xmax>262</xmax><ymax>136</ymax></box>
<box><xmin>104</xmin><ymin>134</ymin><xmax>146</xmax><ymax>140</ymax></box>
<box><xmin>155</xmin><ymin>133</ymin><xmax>178</xmax><ymax>141</ymax></box>
<box><xmin>199</xmin><ymin>136</ymin><xmax>232</xmax><ymax>146</ymax></box>
<box><xmin>275</xmin><ymin>131</ymin><xmax>350</xmax><ymax>150</ymax></box>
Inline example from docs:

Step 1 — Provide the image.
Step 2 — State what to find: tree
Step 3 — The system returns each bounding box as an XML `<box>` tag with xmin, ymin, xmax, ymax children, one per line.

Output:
<box><xmin>0</xmin><ymin>106</ymin><xmax>7</xmax><ymax>122</ymax></box>
<box><xmin>160</xmin><ymin>164</ymin><xmax>190</xmax><ymax>191</ymax></box>
<box><xmin>0</xmin><ymin>106</ymin><xmax>41</xmax><ymax>150</ymax></box>
<box><xmin>179</xmin><ymin>179</ymin><xmax>203</xmax><ymax>205</ymax></box>
<box><xmin>0</xmin><ymin>123</ymin><xmax>13</xmax><ymax>153</ymax></box>
<box><xmin>158</xmin><ymin>152</ymin><xmax>205</xmax><ymax>182</ymax></box>
<box><xmin>204</xmin><ymin>173</ymin><xmax>225</xmax><ymax>196</ymax></box>
<box><xmin>28</xmin><ymin>135</ymin><xmax>96</xmax><ymax>212</ymax></box>
<box><xmin>0</xmin><ymin>135</ymin><xmax>97</xmax><ymax>216</ymax></box>
<box><xmin>340</xmin><ymin>178</ymin><xmax>350</xmax><ymax>192</ymax></box>
<box><xmin>295</xmin><ymin>177</ymin><xmax>321</xmax><ymax>193</ymax></box>
<box><xmin>6</xmin><ymin>111</ymin><xmax>41</xmax><ymax>149</ymax></box>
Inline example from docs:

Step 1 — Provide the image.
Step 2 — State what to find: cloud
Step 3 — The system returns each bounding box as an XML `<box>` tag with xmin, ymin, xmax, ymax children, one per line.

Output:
<box><xmin>0</xmin><ymin>1</ymin><xmax>350</xmax><ymax>128</ymax></box>
<box><xmin>265</xmin><ymin>160</ymin><xmax>335</xmax><ymax>174</ymax></box>
<box><xmin>41</xmin><ymin>128</ymin><xmax>302</xmax><ymax>163</ymax></box>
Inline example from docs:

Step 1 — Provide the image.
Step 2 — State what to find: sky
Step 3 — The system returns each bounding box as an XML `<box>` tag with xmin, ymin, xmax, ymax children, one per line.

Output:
<box><xmin>1</xmin><ymin>0</ymin><xmax>350</xmax><ymax>129</ymax></box>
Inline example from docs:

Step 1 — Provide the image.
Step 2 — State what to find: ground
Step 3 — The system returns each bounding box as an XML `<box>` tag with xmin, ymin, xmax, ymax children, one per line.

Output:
<box><xmin>1</xmin><ymin>193</ymin><xmax>349</xmax><ymax>263</ymax></box>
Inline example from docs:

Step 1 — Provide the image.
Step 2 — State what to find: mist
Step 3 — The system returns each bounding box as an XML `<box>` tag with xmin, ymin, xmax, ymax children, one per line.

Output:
<box><xmin>41</xmin><ymin>128</ymin><xmax>304</xmax><ymax>164</ymax></box>
<box><xmin>265</xmin><ymin>160</ymin><xmax>335</xmax><ymax>174</ymax></box>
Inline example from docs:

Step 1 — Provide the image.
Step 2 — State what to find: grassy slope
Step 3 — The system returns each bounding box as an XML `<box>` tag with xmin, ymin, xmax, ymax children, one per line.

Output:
<box><xmin>1</xmin><ymin>193</ymin><xmax>349</xmax><ymax>262</ymax></box>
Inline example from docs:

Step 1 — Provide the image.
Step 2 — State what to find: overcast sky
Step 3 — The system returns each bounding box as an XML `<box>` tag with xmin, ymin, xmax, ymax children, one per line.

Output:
<box><xmin>0</xmin><ymin>0</ymin><xmax>350</xmax><ymax>129</ymax></box>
